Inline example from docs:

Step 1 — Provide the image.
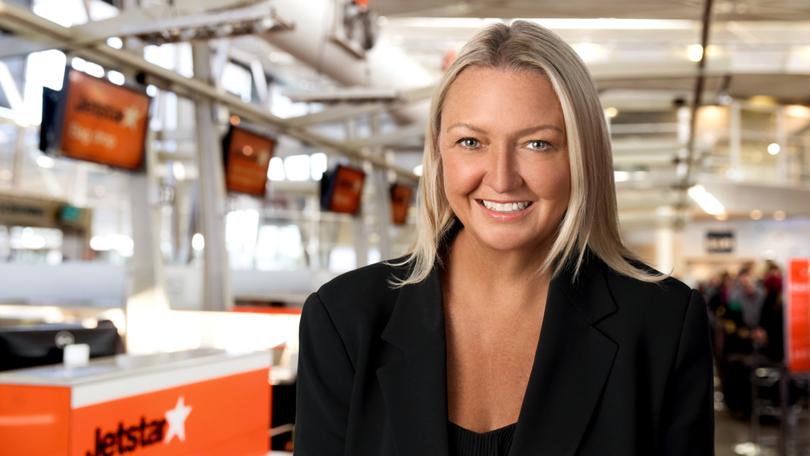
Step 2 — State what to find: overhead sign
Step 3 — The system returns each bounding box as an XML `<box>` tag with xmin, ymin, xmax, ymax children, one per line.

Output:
<box><xmin>0</xmin><ymin>192</ymin><xmax>91</xmax><ymax>232</ymax></box>
<box><xmin>320</xmin><ymin>164</ymin><xmax>365</xmax><ymax>216</ymax></box>
<box><xmin>787</xmin><ymin>258</ymin><xmax>810</xmax><ymax>373</ymax></box>
<box><xmin>390</xmin><ymin>183</ymin><xmax>413</xmax><ymax>225</ymax></box>
<box><xmin>41</xmin><ymin>68</ymin><xmax>151</xmax><ymax>171</ymax></box>
<box><xmin>705</xmin><ymin>230</ymin><xmax>735</xmax><ymax>254</ymax></box>
<box><xmin>222</xmin><ymin>126</ymin><xmax>275</xmax><ymax>197</ymax></box>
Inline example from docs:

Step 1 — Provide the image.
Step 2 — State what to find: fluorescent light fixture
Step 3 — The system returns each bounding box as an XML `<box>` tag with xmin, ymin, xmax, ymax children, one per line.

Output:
<box><xmin>688</xmin><ymin>184</ymin><xmax>725</xmax><ymax>215</ymax></box>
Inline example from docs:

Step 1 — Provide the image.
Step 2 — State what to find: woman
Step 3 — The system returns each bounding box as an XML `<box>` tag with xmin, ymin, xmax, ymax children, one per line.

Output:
<box><xmin>295</xmin><ymin>20</ymin><xmax>714</xmax><ymax>456</ymax></box>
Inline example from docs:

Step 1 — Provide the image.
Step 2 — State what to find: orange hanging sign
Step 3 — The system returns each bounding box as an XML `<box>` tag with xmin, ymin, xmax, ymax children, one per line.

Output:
<box><xmin>223</xmin><ymin>126</ymin><xmax>275</xmax><ymax>197</ymax></box>
<box><xmin>58</xmin><ymin>69</ymin><xmax>151</xmax><ymax>171</ymax></box>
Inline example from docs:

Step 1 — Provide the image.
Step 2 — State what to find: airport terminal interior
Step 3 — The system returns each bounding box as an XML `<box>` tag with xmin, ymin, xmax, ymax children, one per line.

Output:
<box><xmin>1</xmin><ymin>0</ymin><xmax>810</xmax><ymax>454</ymax></box>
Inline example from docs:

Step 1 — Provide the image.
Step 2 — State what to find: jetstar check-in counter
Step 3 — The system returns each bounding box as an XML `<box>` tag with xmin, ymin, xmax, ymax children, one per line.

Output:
<box><xmin>0</xmin><ymin>348</ymin><xmax>271</xmax><ymax>456</ymax></box>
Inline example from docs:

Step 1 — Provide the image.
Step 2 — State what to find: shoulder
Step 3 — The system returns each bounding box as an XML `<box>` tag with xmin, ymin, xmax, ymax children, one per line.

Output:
<box><xmin>315</xmin><ymin>256</ymin><xmax>409</xmax><ymax>310</ymax></box>
<box><xmin>601</xmin><ymin>258</ymin><xmax>698</xmax><ymax>325</ymax></box>
<box><xmin>306</xmin><ymin>256</ymin><xmax>410</xmax><ymax>346</ymax></box>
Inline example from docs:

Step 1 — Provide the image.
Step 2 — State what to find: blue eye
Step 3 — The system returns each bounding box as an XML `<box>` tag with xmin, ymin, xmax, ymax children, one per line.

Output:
<box><xmin>457</xmin><ymin>138</ymin><xmax>480</xmax><ymax>149</ymax></box>
<box><xmin>527</xmin><ymin>140</ymin><xmax>551</xmax><ymax>151</ymax></box>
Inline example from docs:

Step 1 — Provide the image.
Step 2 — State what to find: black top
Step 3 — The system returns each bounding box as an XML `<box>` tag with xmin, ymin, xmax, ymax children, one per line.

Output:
<box><xmin>448</xmin><ymin>421</ymin><xmax>517</xmax><ymax>456</ymax></box>
<box><xmin>294</xmin><ymin>252</ymin><xmax>715</xmax><ymax>456</ymax></box>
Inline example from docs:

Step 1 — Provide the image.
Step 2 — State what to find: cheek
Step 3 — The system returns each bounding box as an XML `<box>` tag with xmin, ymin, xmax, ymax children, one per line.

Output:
<box><xmin>441</xmin><ymin>152</ymin><xmax>482</xmax><ymax>197</ymax></box>
<box><xmin>530</xmin><ymin>161</ymin><xmax>571</xmax><ymax>201</ymax></box>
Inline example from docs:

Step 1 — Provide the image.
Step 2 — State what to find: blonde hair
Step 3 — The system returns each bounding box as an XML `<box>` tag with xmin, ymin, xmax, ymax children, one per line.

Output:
<box><xmin>389</xmin><ymin>20</ymin><xmax>664</xmax><ymax>286</ymax></box>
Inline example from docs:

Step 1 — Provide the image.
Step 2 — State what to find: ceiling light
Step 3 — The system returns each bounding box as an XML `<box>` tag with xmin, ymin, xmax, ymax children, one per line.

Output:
<box><xmin>767</xmin><ymin>143</ymin><xmax>781</xmax><ymax>155</ymax></box>
<box><xmin>604</xmin><ymin>107</ymin><xmax>619</xmax><ymax>118</ymax></box>
<box><xmin>688</xmin><ymin>184</ymin><xmax>725</xmax><ymax>216</ymax></box>
<box><xmin>750</xmin><ymin>209</ymin><xmax>762</xmax><ymax>220</ymax></box>
<box><xmin>774</xmin><ymin>210</ymin><xmax>786</xmax><ymax>221</ymax></box>
<box><xmin>785</xmin><ymin>104</ymin><xmax>810</xmax><ymax>118</ymax></box>
<box><xmin>413</xmin><ymin>164</ymin><xmax>423</xmax><ymax>177</ymax></box>
<box><xmin>687</xmin><ymin>44</ymin><xmax>704</xmax><ymax>62</ymax></box>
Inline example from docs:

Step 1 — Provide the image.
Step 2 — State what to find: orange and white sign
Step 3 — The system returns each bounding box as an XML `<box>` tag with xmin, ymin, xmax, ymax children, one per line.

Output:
<box><xmin>328</xmin><ymin>165</ymin><xmax>365</xmax><ymax>215</ymax></box>
<box><xmin>224</xmin><ymin>127</ymin><xmax>275</xmax><ymax>197</ymax></box>
<box><xmin>389</xmin><ymin>183</ymin><xmax>413</xmax><ymax>225</ymax></box>
<box><xmin>0</xmin><ymin>351</ymin><xmax>270</xmax><ymax>456</ymax></box>
<box><xmin>787</xmin><ymin>258</ymin><xmax>810</xmax><ymax>373</ymax></box>
<box><xmin>59</xmin><ymin>69</ymin><xmax>150</xmax><ymax>171</ymax></box>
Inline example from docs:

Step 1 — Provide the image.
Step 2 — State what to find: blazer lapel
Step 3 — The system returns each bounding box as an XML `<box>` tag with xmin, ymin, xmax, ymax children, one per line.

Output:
<box><xmin>510</xmin><ymin>256</ymin><xmax>619</xmax><ymax>456</ymax></box>
<box><xmin>376</xmin><ymin>265</ymin><xmax>449</xmax><ymax>456</ymax></box>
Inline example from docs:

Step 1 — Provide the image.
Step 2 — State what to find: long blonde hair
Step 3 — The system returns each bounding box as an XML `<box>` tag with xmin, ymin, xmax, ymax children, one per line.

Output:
<box><xmin>389</xmin><ymin>20</ymin><xmax>663</xmax><ymax>286</ymax></box>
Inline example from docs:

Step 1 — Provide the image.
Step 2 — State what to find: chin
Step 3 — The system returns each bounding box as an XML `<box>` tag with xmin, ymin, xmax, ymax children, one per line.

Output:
<box><xmin>472</xmin><ymin>229</ymin><xmax>544</xmax><ymax>253</ymax></box>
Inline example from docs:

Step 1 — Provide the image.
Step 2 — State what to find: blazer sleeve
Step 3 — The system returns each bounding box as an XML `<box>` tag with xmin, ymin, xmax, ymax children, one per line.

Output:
<box><xmin>295</xmin><ymin>291</ymin><xmax>354</xmax><ymax>456</ymax></box>
<box><xmin>659</xmin><ymin>289</ymin><xmax>715</xmax><ymax>455</ymax></box>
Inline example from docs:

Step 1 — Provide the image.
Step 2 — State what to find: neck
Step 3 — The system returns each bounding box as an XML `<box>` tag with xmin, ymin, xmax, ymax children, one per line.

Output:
<box><xmin>444</xmin><ymin>228</ymin><xmax>553</xmax><ymax>309</ymax></box>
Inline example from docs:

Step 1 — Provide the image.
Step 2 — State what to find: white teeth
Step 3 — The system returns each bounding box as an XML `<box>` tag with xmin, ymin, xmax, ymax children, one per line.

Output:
<box><xmin>480</xmin><ymin>200</ymin><xmax>530</xmax><ymax>212</ymax></box>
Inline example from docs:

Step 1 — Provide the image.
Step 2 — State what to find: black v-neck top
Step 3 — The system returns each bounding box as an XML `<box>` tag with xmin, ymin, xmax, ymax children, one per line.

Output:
<box><xmin>448</xmin><ymin>421</ymin><xmax>517</xmax><ymax>456</ymax></box>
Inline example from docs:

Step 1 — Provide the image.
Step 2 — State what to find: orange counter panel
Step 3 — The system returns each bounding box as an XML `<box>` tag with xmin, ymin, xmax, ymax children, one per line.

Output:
<box><xmin>0</xmin><ymin>359</ymin><xmax>270</xmax><ymax>456</ymax></box>
<box><xmin>0</xmin><ymin>385</ymin><xmax>71</xmax><ymax>456</ymax></box>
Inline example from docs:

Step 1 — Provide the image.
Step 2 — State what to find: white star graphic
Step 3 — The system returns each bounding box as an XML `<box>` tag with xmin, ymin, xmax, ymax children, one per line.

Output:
<box><xmin>121</xmin><ymin>107</ymin><xmax>142</xmax><ymax>129</ymax></box>
<box><xmin>164</xmin><ymin>396</ymin><xmax>192</xmax><ymax>444</ymax></box>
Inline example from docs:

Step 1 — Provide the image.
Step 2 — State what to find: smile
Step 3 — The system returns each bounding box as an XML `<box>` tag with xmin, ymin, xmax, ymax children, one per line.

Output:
<box><xmin>477</xmin><ymin>199</ymin><xmax>533</xmax><ymax>213</ymax></box>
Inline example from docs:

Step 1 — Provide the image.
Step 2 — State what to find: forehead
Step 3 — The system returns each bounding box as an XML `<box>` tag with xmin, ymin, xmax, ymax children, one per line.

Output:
<box><xmin>440</xmin><ymin>66</ymin><xmax>564</xmax><ymax>130</ymax></box>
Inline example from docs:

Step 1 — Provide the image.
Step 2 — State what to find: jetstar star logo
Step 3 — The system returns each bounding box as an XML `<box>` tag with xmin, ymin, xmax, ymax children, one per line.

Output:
<box><xmin>85</xmin><ymin>396</ymin><xmax>193</xmax><ymax>455</ymax></box>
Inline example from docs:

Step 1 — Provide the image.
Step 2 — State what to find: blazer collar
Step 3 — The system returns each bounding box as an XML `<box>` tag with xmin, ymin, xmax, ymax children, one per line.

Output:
<box><xmin>376</xmin><ymin>253</ymin><xmax>619</xmax><ymax>456</ymax></box>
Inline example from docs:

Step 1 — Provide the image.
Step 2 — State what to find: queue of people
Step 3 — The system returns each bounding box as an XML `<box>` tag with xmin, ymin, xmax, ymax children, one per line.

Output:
<box><xmin>699</xmin><ymin>261</ymin><xmax>788</xmax><ymax>419</ymax></box>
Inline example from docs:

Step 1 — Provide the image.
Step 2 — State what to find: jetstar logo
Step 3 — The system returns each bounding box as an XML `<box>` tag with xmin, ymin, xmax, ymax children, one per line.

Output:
<box><xmin>85</xmin><ymin>396</ymin><xmax>193</xmax><ymax>456</ymax></box>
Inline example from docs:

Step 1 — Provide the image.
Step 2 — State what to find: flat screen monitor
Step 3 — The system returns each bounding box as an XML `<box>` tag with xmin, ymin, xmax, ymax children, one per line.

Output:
<box><xmin>320</xmin><ymin>164</ymin><xmax>366</xmax><ymax>216</ymax></box>
<box><xmin>41</xmin><ymin>68</ymin><xmax>151</xmax><ymax>172</ymax></box>
<box><xmin>221</xmin><ymin>125</ymin><xmax>275</xmax><ymax>197</ymax></box>
<box><xmin>0</xmin><ymin>322</ymin><xmax>122</xmax><ymax>372</ymax></box>
<box><xmin>38</xmin><ymin>86</ymin><xmax>60</xmax><ymax>153</ymax></box>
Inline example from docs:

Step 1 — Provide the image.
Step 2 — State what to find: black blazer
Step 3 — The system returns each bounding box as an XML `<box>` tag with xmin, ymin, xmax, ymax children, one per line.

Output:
<box><xmin>295</xmin><ymin>255</ymin><xmax>714</xmax><ymax>455</ymax></box>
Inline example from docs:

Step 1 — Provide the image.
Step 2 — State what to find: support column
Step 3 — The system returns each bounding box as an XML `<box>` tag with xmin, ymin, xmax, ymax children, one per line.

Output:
<box><xmin>191</xmin><ymin>42</ymin><xmax>232</xmax><ymax>311</ymax></box>
<box><xmin>369</xmin><ymin>114</ymin><xmax>392</xmax><ymax>260</ymax></box>
<box><xmin>729</xmin><ymin>101</ymin><xmax>742</xmax><ymax>180</ymax></box>
<box><xmin>344</xmin><ymin>117</ymin><xmax>368</xmax><ymax>267</ymax></box>
<box><xmin>121</xmin><ymin>0</ymin><xmax>168</xmax><ymax>326</ymax></box>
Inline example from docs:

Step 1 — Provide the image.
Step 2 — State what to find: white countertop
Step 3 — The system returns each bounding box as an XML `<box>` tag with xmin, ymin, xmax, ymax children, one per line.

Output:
<box><xmin>0</xmin><ymin>348</ymin><xmax>272</xmax><ymax>408</ymax></box>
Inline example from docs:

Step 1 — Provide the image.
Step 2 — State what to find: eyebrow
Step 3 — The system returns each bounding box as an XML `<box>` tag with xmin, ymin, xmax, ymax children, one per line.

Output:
<box><xmin>446</xmin><ymin>122</ymin><xmax>564</xmax><ymax>136</ymax></box>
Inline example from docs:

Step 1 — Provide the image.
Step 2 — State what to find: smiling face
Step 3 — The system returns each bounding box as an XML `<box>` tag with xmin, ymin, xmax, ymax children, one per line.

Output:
<box><xmin>438</xmin><ymin>66</ymin><xmax>571</xmax><ymax>254</ymax></box>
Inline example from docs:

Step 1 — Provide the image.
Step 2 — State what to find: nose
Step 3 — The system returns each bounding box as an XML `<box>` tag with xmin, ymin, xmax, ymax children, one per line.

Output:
<box><xmin>484</xmin><ymin>142</ymin><xmax>523</xmax><ymax>193</ymax></box>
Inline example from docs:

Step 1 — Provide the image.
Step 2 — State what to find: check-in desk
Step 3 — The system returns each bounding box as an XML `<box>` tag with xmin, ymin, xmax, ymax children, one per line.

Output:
<box><xmin>0</xmin><ymin>349</ymin><xmax>271</xmax><ymax>456</ymax></box>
